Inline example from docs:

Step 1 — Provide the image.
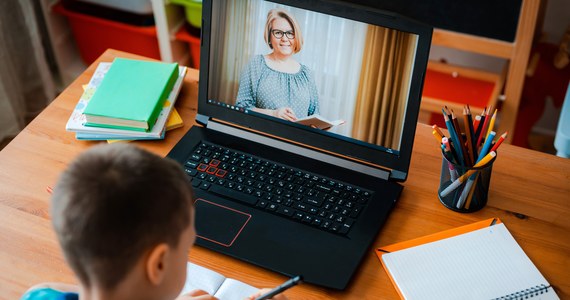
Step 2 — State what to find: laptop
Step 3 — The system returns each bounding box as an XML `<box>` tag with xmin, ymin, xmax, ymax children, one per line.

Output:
<box><xmin>167</xmin><ymin>0</ymin><xmax>432</xmax><ymax>290</ymax></box>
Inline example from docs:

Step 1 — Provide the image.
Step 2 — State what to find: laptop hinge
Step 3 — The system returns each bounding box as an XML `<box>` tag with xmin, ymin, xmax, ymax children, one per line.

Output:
<box><xmin>206</xmin><ymin>120</ymin><xmax>392</xmax><ymax>181</ymax></box>
<box><xmin>196</xmin><ymin>114</ymin><xmax>210</xmax><ymax>126</ymax></box>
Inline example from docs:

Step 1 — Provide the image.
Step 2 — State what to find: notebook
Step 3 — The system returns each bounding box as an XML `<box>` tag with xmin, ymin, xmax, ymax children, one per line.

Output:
<box><xmin>181</xmin><ymin>262</ymin><xmax>258</xmax><ymax>300</ymax></box>
<box><xmin>377</xmin><ymin>219</ymin><xmax>559</xmax><ymax>300</ymax></box>
<box><xmin>167</xmin><ymin>0</ymin><xmax>432</xmax><ymax>290</ymax></box>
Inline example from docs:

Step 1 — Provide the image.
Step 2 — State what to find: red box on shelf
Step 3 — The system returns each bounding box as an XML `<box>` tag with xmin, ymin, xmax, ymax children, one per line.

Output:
<box><xmin>53</xmin><ymin>2</ymin><xmax>161</xmax><ymax>65</ymax></box>
<box><xmin>176</xmin><ymin>26</ymin><xmax>200</xmax><ymax>69</ymax></box>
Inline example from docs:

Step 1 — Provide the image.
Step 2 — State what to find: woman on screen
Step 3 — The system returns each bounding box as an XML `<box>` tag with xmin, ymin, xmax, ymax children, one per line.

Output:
<box><xmin>236</xmin><ymin>9</ymin><xmax>319</xmax><ymax>122</ymax></box>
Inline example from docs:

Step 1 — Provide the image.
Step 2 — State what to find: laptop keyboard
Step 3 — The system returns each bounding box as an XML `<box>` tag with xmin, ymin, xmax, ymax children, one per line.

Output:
<box><xmin>183</xmin><ymin>142</ymin><xmax>373</xmax><ymax>235</ymax></box>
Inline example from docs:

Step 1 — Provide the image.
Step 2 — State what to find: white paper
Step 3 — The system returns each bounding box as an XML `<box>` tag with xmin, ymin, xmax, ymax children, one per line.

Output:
<box><xmin>381</xmin><ymin>224</ymin><xmax>559</xmax><ymax>300</ymax></box>
<box><xmin>179</xmin><ymin>263</ymin><xmax>258</xmax><ymax>300</ymax></box>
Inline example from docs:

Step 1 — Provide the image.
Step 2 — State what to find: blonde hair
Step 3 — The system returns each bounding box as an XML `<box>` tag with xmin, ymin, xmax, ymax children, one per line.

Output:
<box><xmin>264</xmin><ymin>9</ymin><xmax>303</xmax><ymax>54</ymax></box>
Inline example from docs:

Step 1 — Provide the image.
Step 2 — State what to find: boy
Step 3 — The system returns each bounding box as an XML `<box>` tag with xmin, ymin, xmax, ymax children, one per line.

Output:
<box><xmin>22</xmin><ymin>144</ymin><xmax>286</xmax><ymax>300</ymax></box>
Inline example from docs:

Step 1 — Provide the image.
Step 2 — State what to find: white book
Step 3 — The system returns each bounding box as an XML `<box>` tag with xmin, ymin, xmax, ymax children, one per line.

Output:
<box><xmin>381</xmin><ymin>223</ymin><xmax>559</xmax><ymax>300</ymax></box>
<box><xmin>295</xmin><ymin>114</ymin><xmax>344</xmax><ymax>130</ymax></box>
<box><xmin>180</xmin><ymin>263</ymin><xmax>258</xmax><ymax>300</ymax></box>
<box><xmin>65</xmin><ymin>63</ymin><xmax>187</xmax><ymax>139</ymax></box>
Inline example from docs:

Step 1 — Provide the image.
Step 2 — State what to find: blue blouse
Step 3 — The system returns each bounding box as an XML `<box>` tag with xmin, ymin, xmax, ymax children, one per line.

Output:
<box><xmin>236</xmin><ymin>55</ymin><xmax>319</xmax><ymax>118</ymax></box>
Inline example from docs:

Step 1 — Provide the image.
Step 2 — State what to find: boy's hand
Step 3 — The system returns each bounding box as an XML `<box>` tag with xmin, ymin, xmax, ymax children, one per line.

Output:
<box><xmin>176</xmin><ymin>289</ymin><xmax>217</xmax><ymax>300</ymax></box>
<box><xmin>245</xmin><ymin>288</ymin><xmax>289</xmax><ymax>300</ymax></box>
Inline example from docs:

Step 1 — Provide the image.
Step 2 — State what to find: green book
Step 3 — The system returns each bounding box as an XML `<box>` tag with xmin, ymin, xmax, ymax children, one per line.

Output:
<box><xmin>83</xmin><ymin>58</ymin><xmax>179</xmax><ymax>131</ymax></box>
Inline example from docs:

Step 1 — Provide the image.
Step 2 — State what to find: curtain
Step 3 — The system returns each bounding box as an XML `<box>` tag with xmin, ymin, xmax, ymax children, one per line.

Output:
<box><xmin>209</xmin><ymin>0</ymin><xmax>262</xmax><ymax>104</ymax></box>
<box><xmin>351</xmin><ymin>25</ymin><xmax>417</xmax><ymax>150</ymax></box>
<box><xmin>210</xmin><ymin>1</ymin><xmax>367</xmax><ymax>137</ymax></box>
<box><xmin>0</xmin><ymin>0</ymin><xmax>56</xmax><ymax>142</ymax></box>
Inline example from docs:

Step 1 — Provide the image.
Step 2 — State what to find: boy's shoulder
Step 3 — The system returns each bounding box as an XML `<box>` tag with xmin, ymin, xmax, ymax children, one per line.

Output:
<box><xmin>21</xmin><ymin>287</ymin><xmax>78</xmax><ymax>300</ymax></box>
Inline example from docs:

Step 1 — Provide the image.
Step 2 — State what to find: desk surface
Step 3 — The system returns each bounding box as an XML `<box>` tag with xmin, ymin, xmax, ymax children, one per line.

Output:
<box><xmin>0</xmin><ymin>50</ymin><xmax>568</xmax><ymax>299</ymax></box>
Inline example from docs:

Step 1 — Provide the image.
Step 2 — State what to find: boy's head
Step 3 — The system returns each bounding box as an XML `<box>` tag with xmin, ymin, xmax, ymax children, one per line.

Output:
<box><xmin>51</xmin><ymin>144</ymin><xmax>195</xmax><ymax>298</ymax></box>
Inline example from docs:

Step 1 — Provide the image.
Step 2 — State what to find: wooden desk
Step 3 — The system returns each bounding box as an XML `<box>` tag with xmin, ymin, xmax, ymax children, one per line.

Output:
<box><xmin>0</xmin><ymin>49</ymin><xmax>568</xmax><ymax>299</ymax></box>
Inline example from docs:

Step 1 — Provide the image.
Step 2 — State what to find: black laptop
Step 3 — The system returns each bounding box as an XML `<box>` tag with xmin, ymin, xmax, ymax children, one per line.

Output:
<box><xmin>167</xmin><ymin>0</ymin><xmax>432</xmax><ymax>290</ymax></box>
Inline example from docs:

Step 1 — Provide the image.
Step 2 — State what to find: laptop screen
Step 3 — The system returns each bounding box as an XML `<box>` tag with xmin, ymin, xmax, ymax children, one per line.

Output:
<box><xmin>198</xmin><ymin>0</ymin><xmax>432</xmax><ymax>180</ymax></box>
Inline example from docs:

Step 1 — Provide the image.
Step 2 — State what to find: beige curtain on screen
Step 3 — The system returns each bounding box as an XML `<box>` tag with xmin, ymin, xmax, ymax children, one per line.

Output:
<box><xmin>351</xmin><ymin>26</ymin><xmax>417</xmax><ymax>150</ymax></box>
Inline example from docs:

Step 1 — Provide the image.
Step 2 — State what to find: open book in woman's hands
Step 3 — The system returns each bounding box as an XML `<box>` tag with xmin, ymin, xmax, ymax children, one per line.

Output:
<box><xmin>180</xmin><ymin>262</ymin><xmax>258</xmax><ymax>300</ymax></box>
<box><xmin>295</xmin><ymin>114</ymin><xmax>345</xmax><ymax>130</ymax></box>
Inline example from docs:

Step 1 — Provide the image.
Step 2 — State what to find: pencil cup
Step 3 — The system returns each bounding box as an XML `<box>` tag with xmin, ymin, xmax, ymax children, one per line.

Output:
<box><xmin>437</xmin><ymin>153</ymin><xmax>495</xmax><ymax>213</ymax></box>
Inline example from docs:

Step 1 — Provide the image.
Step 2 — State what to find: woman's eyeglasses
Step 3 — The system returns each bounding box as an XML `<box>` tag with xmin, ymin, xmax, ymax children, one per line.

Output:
<box><xmin>271</xmin><ymin>30</ymin><xmax>295</xmax><ymax>39</ymax></box>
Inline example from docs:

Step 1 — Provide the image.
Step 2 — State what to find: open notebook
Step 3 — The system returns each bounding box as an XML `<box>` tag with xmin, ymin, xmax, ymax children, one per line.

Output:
<box><xmin>377</xmin><ymin>221</ymin><xmax>559</xmax><ymax>300</ymax></box>
<box><xmin>180</xmin><ymin>263</ymin><xmax>258</xmax><ymax>300</ymax></box>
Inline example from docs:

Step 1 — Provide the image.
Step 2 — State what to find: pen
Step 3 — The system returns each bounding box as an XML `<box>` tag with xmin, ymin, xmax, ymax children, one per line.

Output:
<box><xmin>255</xmin><ymin>276</ymin><xmax>303</xmax><ymax>300</ymax></box>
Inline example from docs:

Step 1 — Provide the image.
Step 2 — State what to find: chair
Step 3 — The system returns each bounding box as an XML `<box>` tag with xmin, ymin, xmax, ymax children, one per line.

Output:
<box><xmin>554</xmin><ymin>82</ymin><xmax>570</xmax><ymax>158</ymax></box>
<box><xmin>420</xmin><ymin>0</ymin><xmax>542</xmax><ymax>142</ymax></box>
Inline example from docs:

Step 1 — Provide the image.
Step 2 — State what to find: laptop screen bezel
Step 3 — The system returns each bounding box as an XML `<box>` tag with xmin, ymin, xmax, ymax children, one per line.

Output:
<box><xmin>197</xmin><ymin>0</ymin><xmax>432</xmax><ymax>181</ymax></box>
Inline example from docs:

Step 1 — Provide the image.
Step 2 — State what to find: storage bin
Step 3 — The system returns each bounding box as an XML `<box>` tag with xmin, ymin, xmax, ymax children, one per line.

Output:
<box><xmin>61</xmin><ymin>0</ymin><xmax>154</xmax><ymax>26</ymax></box>
<box><xmin>176</xmin><ymin>27</ymin><xmax>200</xmax><ymax>69</ymax></box>
<box><xmin>170</xmin><ymin>0</ymin><xmax>202</xmax><ymax>28</ymax></box>
<box><xmin>78</xmin><ymin>0</ymin><xmax>153</xmax><ymax>15</ymax></box>
<box><xmin>53</xmin><ymin>2</ymin><xmax>161</xmax><ymax>65</ymax></box>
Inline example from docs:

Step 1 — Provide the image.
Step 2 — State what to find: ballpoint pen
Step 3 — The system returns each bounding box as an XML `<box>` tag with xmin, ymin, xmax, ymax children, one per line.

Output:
<box><xmin>255</xmin><ymin>276</ymin><xmax>303</xmax><ymax>300</ymax></box>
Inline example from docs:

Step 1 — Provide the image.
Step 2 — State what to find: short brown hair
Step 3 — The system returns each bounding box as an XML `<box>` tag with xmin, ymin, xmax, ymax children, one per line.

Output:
<box><xmin>264</xmin><ymin>9</ymin><xmax>304</xmax><ymax>53</ymax></box>
<box><xmin>51</xmin><ymin>144</ymin><xmax>194</xmax><ymax>290</ymax></box>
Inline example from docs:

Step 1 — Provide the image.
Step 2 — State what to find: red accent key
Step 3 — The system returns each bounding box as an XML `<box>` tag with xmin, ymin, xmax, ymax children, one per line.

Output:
<box><xmin>215</xmin><ymin>169</ymin><xmax>227</xmax><ymax>178</ymax></box>
<box><xmin>197</xmin><ymin>163</ymin><xmax>208</xmax><ymax>172</ymax></box>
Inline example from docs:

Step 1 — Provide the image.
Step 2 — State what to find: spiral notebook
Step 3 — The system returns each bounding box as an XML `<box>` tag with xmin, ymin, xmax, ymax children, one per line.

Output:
<box><xmin>376</xmin><ymin>219</ymin><xmax>559</xmax><ymax>300</ymax></box>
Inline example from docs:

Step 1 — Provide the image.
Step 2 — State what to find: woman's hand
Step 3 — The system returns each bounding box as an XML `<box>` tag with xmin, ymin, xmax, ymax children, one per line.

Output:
<box><xmin>273</xmin><ymin>107</ymin><xmax>297</xmax><ymax>121</ymax></box>
<box><xmin>245</xmin><ymin>288</ymin><xmax>289</xmax><ymax>300</ymax></box>
<box><xmin>176</xmin><ymin>289</ymin><xmax>218</xmax><ymax>300</ymax></box>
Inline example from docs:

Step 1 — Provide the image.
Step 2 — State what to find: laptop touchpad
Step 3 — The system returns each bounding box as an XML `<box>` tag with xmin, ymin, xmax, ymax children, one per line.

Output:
<box><xmin>194</xmin><ymin>198</ymin><xmax>251</xmax><ymax>247</ymax></box>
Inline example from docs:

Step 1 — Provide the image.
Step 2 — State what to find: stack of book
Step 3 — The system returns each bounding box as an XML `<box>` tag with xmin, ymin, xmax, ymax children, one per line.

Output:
<box><xmin>66</xmin><ymin>58</ymin><xmax>187</xmax><ymax>141</ymax></box>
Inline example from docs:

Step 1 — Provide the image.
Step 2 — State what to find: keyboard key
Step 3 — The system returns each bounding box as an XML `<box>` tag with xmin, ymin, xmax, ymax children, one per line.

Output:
<box><xmin>277</xmin><ymin>207</ymin><xmax>295</xmax><ymax>217</ymax></box>
<box><xmin>185</xmin><ymin>168</ymin><xmax>197</xmax><ymax>177</ymax></box>
<box><xmin>199</xmin><ymin>182</ymin><xmax>211</xmax><ymax>190</ymax></box>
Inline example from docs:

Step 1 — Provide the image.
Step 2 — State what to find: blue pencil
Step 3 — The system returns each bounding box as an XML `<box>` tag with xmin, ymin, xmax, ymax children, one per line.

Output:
<box><xmin>443</xmin><ymin>109</ymin><xmax>464</xmax><ymax>166</ymax></box>
<box><xmin>476</xmin><ymin>131</ymin><xmax>496</xmax><ymax>163</ymax></box>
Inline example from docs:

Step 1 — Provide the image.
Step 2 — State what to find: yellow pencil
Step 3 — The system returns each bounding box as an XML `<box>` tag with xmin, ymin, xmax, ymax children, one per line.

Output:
<box><xmin>485</xmin><ymin>109</ymin><xmax>498</xmax><ymax>140</ymax></box>
<box><xmin>432</xmin><ymin>130</ymin><xmax>443</xmax><ymax>145</ymax></box>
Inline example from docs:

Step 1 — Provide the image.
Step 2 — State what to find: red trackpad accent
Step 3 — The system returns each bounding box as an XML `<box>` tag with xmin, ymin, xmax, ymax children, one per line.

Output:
<box><xmin>194</xmin><ymin>198</ymin><xmax>251</xmax><ymax>247</ymax></box>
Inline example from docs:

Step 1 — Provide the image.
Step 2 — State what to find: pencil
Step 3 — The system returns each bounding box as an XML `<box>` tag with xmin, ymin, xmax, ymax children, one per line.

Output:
<box><xmin>432</xmin><ymin>124</ymin><xmax>446</xmax><ymax>139</ymax></box>
<box><xmin>443</xmin><ymin>109</ymin><xmax>464</xmax><ymax>166</ymax></box>
<box><xmin>485</xmin><ymin>108</ymin><xmax>498</xmax><ymax>140</ymax></box>
<box><xmin>452</xmin><ymin>109</ymin><xmax>470</xmax><ymax>166</ymax></box>
<box><xmin>432</xmin><ymin>130</ymin><xmax>444</xmax><ymax>145</ymax></box>
<box><xmin>476</xmin><ymin>131</ymin><xmax>496</xmax><ymax>163</ymax></box>
<box><xmin>490</xmin><ymin>131</ymin><xmax>508</xmax><ymax>153</ymax></box>
<box><xmin>476</xmin><ymin>107</ymin><xmax>491</xmax><ymax>149</ymax></box>
<box><xmin>463</xmin><ymin>107</ymin><xmax>475</xmax><ymax>166</ymax></box>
